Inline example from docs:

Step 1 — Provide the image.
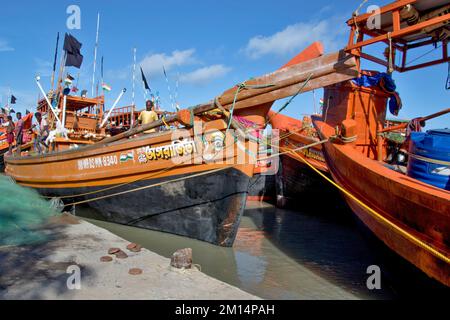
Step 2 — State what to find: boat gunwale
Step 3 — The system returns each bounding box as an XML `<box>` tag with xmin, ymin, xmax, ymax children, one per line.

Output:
<box><xmin>312</xmin><ymin>116</ymin><xmax>450</xmax><ymax>204</ymax></box>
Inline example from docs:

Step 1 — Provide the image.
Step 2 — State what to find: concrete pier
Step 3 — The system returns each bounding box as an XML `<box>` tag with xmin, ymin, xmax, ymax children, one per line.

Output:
<box><xmin>0</xmin><ymin>214</ymin><xmax>259</xmax><ymax>300</ymax></box>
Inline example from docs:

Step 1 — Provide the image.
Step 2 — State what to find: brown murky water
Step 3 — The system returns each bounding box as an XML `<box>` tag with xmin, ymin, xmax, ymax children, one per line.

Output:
<box><xmin>81</xmin><ymin>201</ymin><xmax>447</xmax><ymax>300</ymax></box>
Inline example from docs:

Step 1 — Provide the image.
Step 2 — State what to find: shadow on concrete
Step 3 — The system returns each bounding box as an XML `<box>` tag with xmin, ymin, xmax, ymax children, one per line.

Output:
<box><xmin>0</xmin><ymin>215</ymin><xmax>96</xmax><ymax>300</ymax></box>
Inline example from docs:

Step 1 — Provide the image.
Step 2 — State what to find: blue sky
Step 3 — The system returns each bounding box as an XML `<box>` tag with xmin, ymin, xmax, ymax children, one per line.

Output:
<box><xmin>0</xmin><ymin>0</ymin><xmax>448</xmax><ymax>128</ymax></box>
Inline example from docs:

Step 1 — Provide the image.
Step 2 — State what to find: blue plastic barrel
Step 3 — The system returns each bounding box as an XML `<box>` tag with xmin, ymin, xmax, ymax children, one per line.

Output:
<box><xmin>407</xmin><ymin>129</ymin><xmax>450</xmax><ymax>191</ymax></box>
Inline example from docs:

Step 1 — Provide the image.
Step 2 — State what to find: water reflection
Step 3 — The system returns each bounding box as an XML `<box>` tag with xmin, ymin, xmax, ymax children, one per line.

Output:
<box><xmin>80</xmin><ymin>201</ymin><xmax>447</xmax><ymax>300</ymax></box>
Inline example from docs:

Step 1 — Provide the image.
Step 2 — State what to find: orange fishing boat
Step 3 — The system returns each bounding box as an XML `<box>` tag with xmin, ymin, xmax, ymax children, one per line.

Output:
<box><xmin>312</xmin><ymin>0</ymin><xmax>450</xmax><ymax>285</ymax></box>
<box><xmin>5</xmin><ymin>40</ymin><xmax>359</xmax><ymax>246</ymax></box>
<box><xmin>246</xmin><ymin>133</ymin><xmax>277</xmax><ymax>203</ymax></box>
<box><xmin>0</xmin><ymin>112</ymin><xmax>33</xmax><ymax>171</ymax></box>
<box><xmin>247</xmin><ymin>42</ymin><xmax>326</xmax><ymax>204</ymax></box>
<box><xmin>269</xmin><ymin>111</ymin><xmax>328</xmax><ymax>207</ymax></box>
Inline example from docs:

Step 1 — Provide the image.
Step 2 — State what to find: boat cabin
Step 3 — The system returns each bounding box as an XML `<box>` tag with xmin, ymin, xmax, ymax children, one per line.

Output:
<box><xmin>36</xmin><ymin>91</ymin><xmax>106</xmax><ymax>152</ymax></box>
<box><xmin>323</xmin><ymin>0</ymin><xmax>450</xmax><ymax>180</ymax></box>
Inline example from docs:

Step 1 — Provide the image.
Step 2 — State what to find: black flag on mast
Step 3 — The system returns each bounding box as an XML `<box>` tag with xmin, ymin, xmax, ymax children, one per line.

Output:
<box><xmin>140</xmin><ymin>66</ymin><xmax>150</xmax><ymax>91</ymax></box>
<box><xmin>63</xmin><ymin>33</ymin><xmax>83</xmax><ymax>69</ymax></box>
<box><xmin>10</xmin><ymin>95</ymin><xmax>17</xmax><ymax>104</ymax></box>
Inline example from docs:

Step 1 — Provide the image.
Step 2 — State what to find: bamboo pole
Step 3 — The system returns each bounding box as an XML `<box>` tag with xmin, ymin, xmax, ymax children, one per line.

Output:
<box><xmin>379</xmin><ymin>107</ymin><xmax>450</xmax><ymax>133</ymax></box>
<box><xmin>91</xmin><ymin>13</ymin><xmax>100</xmax><ymax>98</ymax></box>
<box><xmin>35</xmin><ymin>77</ymin><xmax>63</xmax><ymax>128</ymax></box>
<box><xmin>100</xmin><ymin>89</ymin><xmax>127</xmax><ymax>128</ymax></box>
<box><xmin>131</xmin><ymin>47</ymin><xmax>137</xmax><ymax>127</ymax></box>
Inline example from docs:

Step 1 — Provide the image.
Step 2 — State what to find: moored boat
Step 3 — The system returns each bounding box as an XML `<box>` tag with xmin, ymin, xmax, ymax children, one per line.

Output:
<box><xmin>247</xmin><ymin>42</ymin><xmax>326</xmax><ymax>204</ymax></box>
<box><xmin>0</xmin><ymin>112</ymin><xmax>33</xmax><ymax>171</ymax></box>
<box><xmin>5</xmin><ymin>37</ymin><xmax>359</xmax><ymax>246</ymax></box>
<box><xmin>268</xmin><ymin>111</ymin><xmax>328</xmax><ymax>208</ymax></box>
<box><xmin>312</xmin><ymin>0</ymin><xmax>450</xmax><ymax>285</ymax></box>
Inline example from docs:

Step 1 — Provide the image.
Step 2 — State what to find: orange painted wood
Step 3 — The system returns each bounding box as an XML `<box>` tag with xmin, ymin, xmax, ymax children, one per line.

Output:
<box><xmin>269</xmin><ymin>111</ymin><xmax>328</xmax><ymax>172</ymax></box>
<box><xmin>313</xmin><ymin>81</ymin><xmax>450</xmax><ymax>286</ymax></box>
<box><xmin>281</xmin><ymin>42</ymin><xmax>324</xmax><ymax>68</ymax></box>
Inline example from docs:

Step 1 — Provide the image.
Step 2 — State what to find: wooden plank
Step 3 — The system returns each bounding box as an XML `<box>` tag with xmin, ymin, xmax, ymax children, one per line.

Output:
<box><xmin>230</xmin><ymin>70</ymin><xmax>358</xmax><ymax>110</ymax></box>
<box><xmin>347</xmin><ymin>0</ymin><xmax>417</xmax><ymax>25</ymax></box>
<box><xmin>346</xmin><ymin>13</ymin><xmax>450</xmax><ymax>51</ymax></box>
<box><xmin>218</xmin><ymin>51</ymin><xmax>357</xmax><ymax>109</ymax></box>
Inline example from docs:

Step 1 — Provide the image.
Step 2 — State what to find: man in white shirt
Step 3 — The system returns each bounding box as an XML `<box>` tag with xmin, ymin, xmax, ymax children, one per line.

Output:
<box><xmin>33</xmin><ymin>112</ymin><xmax>49</xmax><ymax>154</ymax></box>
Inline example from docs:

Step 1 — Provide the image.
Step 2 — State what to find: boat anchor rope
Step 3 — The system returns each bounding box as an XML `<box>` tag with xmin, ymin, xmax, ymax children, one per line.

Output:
<box><xmin>286</xmin><ymin>143</ymin><xmax>450</xmax><ymax>265</ymax></box>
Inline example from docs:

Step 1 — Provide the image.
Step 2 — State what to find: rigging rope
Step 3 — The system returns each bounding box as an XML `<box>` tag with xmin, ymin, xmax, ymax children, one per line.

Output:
<box><xmin>65</xmin><ymin>167</ymin><xmax>232</xmax><ymax>207</ymax></box>
<box><xmin>281</xmin><ymin>141</ymin><xmax>450</xmax><ymax>265</ymax></box>
<box><xmin>446</xmin><ymin>61</ymin><xmax>450</xmax><ymax>90</ymax></box>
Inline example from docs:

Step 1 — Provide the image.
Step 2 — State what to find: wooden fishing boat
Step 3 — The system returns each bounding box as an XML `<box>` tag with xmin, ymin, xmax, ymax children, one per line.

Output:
<box><xmin>269</xmin><ymin>111</ymin><xmax>328</xmax><ymax>208</ymax></box>
<box><xmin>246</xmin><ymin>42</ymin><xmax>326</xmax><ymax>204</ymax></box>
<box><xmin>106</xmin><ymin>105</ymin><xmax>140</xmax><ymax>135</ymax></box>
<box><xmin>0</xmin><ymin>112</ymin><xmax>33</xmax><ymax>171</ymax></box>
<box><xmin>312</xmin><ymin>0</ymin><xmax>450</xmax><ymax>285</ymax></box>
<box><xmin>247</xmin><ymin>134</ymin><xmax>277</xmax><ymax>203</ymax></box>
<box><xmin>5</xmin><ymin>40</ymin><xmax>358</xmax><ymax>246</ymax></box>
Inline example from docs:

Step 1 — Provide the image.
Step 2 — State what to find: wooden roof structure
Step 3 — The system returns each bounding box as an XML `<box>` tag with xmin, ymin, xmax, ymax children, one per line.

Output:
<box><xmin>346</xmin><ymin>0</ymin><xmax>450</xmax><ymax>72</ymax></box>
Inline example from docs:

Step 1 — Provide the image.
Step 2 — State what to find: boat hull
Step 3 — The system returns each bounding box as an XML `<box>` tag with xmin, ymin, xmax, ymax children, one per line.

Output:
<box><xmin>248</xmin><ymin>172</ymin><xmax>276</xmax><ymax>202</ymax></box>
<box><xmin>39</xmin><ymin>167</ymin><xmax>250</xmax><ymax>247</ymax></box>
<box><xmin>275</xmin><ymin>154</ymin><xmax>329</xmax><ymax>208</ymax></box>
<box><xmin>5</xmin><ymin>120</ymin><xmax>256</xmax><ymax>246</ymax></box>
<box><xmin>0</xmin><ymin>149</ymin><xmax>6</xmax><ymax>172</ymax></box>
<box><xmin>314</xmin><ymin>118</ymin><xmax>450</xmax><ymax>286</ymax></box>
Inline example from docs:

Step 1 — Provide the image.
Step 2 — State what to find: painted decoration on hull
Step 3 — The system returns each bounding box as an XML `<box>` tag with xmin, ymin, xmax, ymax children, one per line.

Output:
<box><xmin>137</xmin><ymin>139</ymin><xmax>197</xmax><ymax>164</ymax></box>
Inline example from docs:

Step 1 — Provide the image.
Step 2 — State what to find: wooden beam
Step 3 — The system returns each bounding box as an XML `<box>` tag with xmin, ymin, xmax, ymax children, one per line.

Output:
<box><xmin>347</xmin><ymin>0</ymin><xmax>417</xmax><ymax>25</ymax></box>
<box><xmin>402</xmin><ymin>57</ymin><xmax>450</xmax><ymax>72</ymax></box>
<box><xmin>392</xmin><ymin>9</ymin><xmax>401</xmax><ymax>32</ymax></box>
<box><xmin>346</xmin><ymin>13</ymin><xmax>450</xmax><ymax>51</ymax></box>
<box><xmin>218</xmin><ymin>51</ymin><xmax>357</xmax><ymax>110</ymax></box>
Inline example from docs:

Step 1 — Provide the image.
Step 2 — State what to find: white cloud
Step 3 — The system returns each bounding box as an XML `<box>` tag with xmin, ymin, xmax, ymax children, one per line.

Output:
<box><xmin>140</xmin><ymin>49</ymin><xmax>197</xmax><ymax>76</ymax></box>
<box><xmin>243</xmin><ymin>19</ymin><xmax>346</xmax><ymax>59</ymax></box>
<box><xmin>180</xmin><ymin>65</ymin><xmax>231</xmax><ymax>85</ymax></box>
<box><xmin>106</xmin><ymin>48</ymin><xmax>198</xmax><ymax>81</ymax></box>
<box><xmin>0</xmin><ymin>39</ymin><xmax>14</xmax><ymax>52</ymax></box>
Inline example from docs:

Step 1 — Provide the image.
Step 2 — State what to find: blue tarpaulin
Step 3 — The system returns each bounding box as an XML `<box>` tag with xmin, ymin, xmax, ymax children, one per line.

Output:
<box><xmin>352</xmin><ymin>72</ymin><xmax>402</xmax><ymax>116</ymax></box>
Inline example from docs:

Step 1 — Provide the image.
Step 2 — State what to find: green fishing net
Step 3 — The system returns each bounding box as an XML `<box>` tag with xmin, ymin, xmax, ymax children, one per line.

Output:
<box><xmin>0</xmin><ymin>175</ymin><xmax>58</xmax><ymax>246</ymax></box>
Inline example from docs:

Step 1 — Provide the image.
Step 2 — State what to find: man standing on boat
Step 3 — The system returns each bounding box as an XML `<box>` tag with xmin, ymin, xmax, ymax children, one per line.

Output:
<box><xmin>14</xmin><ymin>112</ymin><xmax>23</xmax><ymax>156</ymax></box>
<box><xmin>138</xmin><ymin>100</ymin><xmax>163</xmax><ymax>134</ymax></box>
<box><xmin>33</xmin><ymin>112</ymin><xmax>49</xmax><ymax>154</ymax></box>
<box><xmin>1</xmin><ymin>115</ymin><xmax>15</xmax><ymax>155</ymax></box>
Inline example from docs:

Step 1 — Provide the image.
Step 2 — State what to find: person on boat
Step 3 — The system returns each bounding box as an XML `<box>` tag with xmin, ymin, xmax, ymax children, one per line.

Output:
<box><xmin>138</xmin><ymin>100</ymin><xmax>163</xmax><ymax>134</ymax></box>
<box><xmin>1</xmin><ymin>115</ymin><xmax>15</xmax><ymax>155</ymax></box>
<box><xmin>32</xmin><ymin>112</ymin><xmax>49</xmax><ymax>154</ymax></box>
<box><xmin>14</xmin><ymin>112</ymin><xmax>23</xmax><ymax>156</ymax></box>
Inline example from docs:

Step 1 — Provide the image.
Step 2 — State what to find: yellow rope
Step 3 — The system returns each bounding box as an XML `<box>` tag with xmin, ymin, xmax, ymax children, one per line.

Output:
<box><xmin>287</xmin><ymin>146</ymin><xmax>450</xmax><ymax>265</ymax></box>
<box><xmin>65</xmin><ymin>133</ymin><xmax>327</xmax><ymax>206</ymax></box>
<box><xmin>65</xmin><ymin>167</ymin><xmax>231</xmax><ymax>206</ymax></box>
<box><xmin>42</xmin><ymin>128</ymin><xmax>297</xmax><ymax>200</ymax></box>
<box><xmin>162</xmin><ymin>116</ymin><xmax>170</xmax><ymax>129</ymax></box>
<box><xmin>408</xmin><ymin>153</ymin><xmax>450</xmax><ymax>166</ymax></box>
<box><xmin>258</xmin><ymin>139</ymin><xmax>329</xmax><ymax>162</ymax></box>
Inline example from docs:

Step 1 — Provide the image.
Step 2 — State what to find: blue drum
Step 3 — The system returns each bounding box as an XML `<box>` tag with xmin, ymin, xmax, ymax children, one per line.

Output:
<box><xmin>407</xmin><ymin>129</ymin><xmax>450</xmax><ymax>191</ymax></box>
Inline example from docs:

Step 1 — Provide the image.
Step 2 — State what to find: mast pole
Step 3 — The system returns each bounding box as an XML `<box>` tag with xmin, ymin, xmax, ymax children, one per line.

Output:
<box><xmin>50</xmin><ymin>32</ymin><xmax>60</xmax><ymax>90</ymax></box>
<box><xmin>131</xmin><ymin>47</ymin><xmax>137</xmax><ymax>127</ymax></box>
<box><xmin>91</xmin><ymin>13</ymin><xmax>100</xmax><ymax>98</ymax></box>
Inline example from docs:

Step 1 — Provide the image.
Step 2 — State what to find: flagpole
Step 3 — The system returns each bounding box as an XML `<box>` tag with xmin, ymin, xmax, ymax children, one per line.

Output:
<box><xmin>175</xmin><ymin>71</ymin><xmax>180</xmax><ymax>111</ymax></box>
<box><xmin>131</xmin><ymin>47</ymin><xmax>136</xmax><ymax>127</ymax></box>
<box><xmin>141</xmin><ymin>67</ymin><xmax>148</xmax><ymax>102</ymax></box>
<box><xmin>91</xmin><ymin>13</ymin><xmax>100</xmax><ymax>98</ymax></box>
<box><xmin>50</xmin><ymin>32</ymin><xmax>60</xmax><ymax>90</ymax></box>
<box><xmin>163</xmin><ymin>66</ymin><xmax>174</xmax><ymax>111</ymax></box>
<box><xmin>312</xmin><ymin>89</ymin><xmax>317</xmax><ymax>115</ymax></box>
<box><xmin>57</xmin><ymin>51</ymin><xmax>68</xmax><ymax>94</ymax></box>
<box><xmin>7</xmin><ymin>87</ymin><xmax>10</xmax><ymax>110</ymax></box>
